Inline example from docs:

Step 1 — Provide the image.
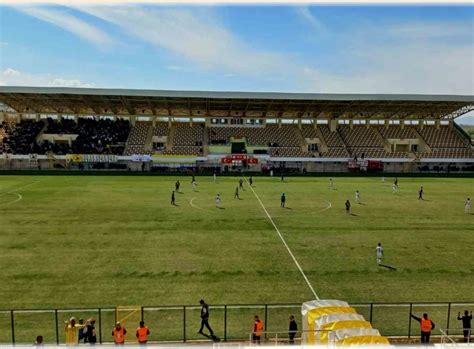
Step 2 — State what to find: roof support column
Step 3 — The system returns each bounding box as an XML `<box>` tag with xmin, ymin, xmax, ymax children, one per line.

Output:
<box><xmin>131</xmin><ymin>115</ymin><xmax>137</xmax><ymax>126</ymax></box>
<box><xmin>385</xmin><ymin>119</ymin><xmax>389</xmax><ymax>129</ymax></box>
<box><xmin>298</xmin><ymin>118</ymin><xmax>302</xmax><ymax>130</ymax></box>
<box><xmin>435</xmin><ymin>119</ymin><xmax>440</xmax><ymax>129</ymax></box>
<box><xmin>278</xmin><ymin>118</ymin><xmax>282</xmax><ymax>129</ymax></box>
<box><xmin>313</xmin><ymin>119</ymin><xmax>317</xmax><ymax>129</ymax></box>
<box><xmin>168</xmin><ymin>116</ymin><xmax>172</xmax><ymax>127</ymax></box>
<box><xmin>190</xmin><ymin>117</ymin><xmax>193</xmax><ymax>127</ymax></box>
<box><xmin>401</xmin><ymin>120</ymin><xmax>405</xmax><ymax>129</ymax></box>
<box><xmin>0</xmin><ymin>113</ymin><xmax>4</xmax><ymax>123</ymax></box>
<box><xmin>152</xmin><ymin>116</ymin><xmax>156</xmax><ymax>127</ymax></box>
<box><xmin>329</xmin><ymin>119</ymin><xmax>337</xmax><ymax>132</ymax></box>
<box><xmin>349</xmin><ymin>120</ymin><xmax>354</xmax><ymax>129</ymax></box>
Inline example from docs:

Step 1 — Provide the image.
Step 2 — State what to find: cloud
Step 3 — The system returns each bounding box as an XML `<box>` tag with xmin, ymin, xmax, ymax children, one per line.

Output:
<box><xmin>0</xmin><ymin>68</ymin><xmax>95</xmax><ymax>87</ymax></box>
<box><xmin>76</xmin><ymin>6</ymin><xmax>292</xmax><ymax>77</ymax></box>
<box><xmin>388</xmin><ymin>21</ymin><xmax>473</xmax><ymax>40</ymax></box>
<box><xmin>294</xmin><ymin>7</ymin><xmax>325</xmax><ymax>32</ymax></box>
<box><xmin>18</xmin><ymin>6</ymin><xmax>112</xmax><ymax>47</ymax></box>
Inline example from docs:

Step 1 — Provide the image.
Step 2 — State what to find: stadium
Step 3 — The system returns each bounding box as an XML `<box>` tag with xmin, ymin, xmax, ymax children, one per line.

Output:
<box><xmin>0</xmin><ymin>86</ymin><xmax>473</xmax><ymax>346</ymax></box>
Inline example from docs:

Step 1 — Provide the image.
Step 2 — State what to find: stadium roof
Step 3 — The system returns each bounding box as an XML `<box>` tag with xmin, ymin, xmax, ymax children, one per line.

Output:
<box><xmin>0</xmin><ymin>86</ymin><xmax>473</xmax><ymax>120</ymax></box>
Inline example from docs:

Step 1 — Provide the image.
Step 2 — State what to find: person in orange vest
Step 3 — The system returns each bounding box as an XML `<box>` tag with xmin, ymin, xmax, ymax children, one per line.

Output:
<box><xmin>136</xmin><ymin>321</ymin><xmax>150</xmax><ymax>345</ymax></box>
<box><xmin>410</xmin><ymin>313</ymin><xmax>435</xmax><ymax>343</ymax></box>
<box><xmin>252</xmin><ymin>315</ymin><xmax>264</xmax><ymax>345</ymax></box>
<box><xmin>112</xmin><ymin>322</ymin><xmax>127</xmax><ymax>345</ymax></box>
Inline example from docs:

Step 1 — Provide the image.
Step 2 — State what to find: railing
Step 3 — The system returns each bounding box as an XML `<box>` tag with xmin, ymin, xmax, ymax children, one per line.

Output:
<box><xmin>247</xmin><ymin>330</ymin><xmax>333</xmax><ymax>347</ymax></box>
<box><xmin>440</xmin><ymin>328</ymin><xmax>472</xmax><ymax>346</ymax></box>
<box><xmin>0</xmin><ymin>302</ymin><xmax>473</xmax><ymax>345</ymax></box>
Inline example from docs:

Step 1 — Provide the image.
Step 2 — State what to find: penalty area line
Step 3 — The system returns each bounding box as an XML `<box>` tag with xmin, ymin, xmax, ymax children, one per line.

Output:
<box><xmin>243</xmin><ymin>176</ymin><xmax>320</xmax><ymax>300</ymax></box>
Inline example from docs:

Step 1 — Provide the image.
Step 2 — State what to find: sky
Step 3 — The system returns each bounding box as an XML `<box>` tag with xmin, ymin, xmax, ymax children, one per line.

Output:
<box><xmin>0</xmin><ymin>4</ymin><xmax>473</xmax><ymax>123</ymax></box>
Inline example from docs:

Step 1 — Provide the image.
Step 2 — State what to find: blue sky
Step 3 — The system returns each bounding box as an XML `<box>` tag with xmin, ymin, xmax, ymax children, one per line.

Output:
<box><xmin>0</xmin><ymin>4</ymin><xmax>473</xmax><ymax>123</ymax></box>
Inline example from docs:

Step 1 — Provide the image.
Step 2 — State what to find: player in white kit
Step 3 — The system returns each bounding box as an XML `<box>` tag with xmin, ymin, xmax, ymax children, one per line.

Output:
<box><xmin>213</xmin><ymin>172</ymin><xmax>217</xmax><ymax>183</ymax></box>
<box><xmin>392</xmin><ymin>183</ymin><xmax>397</xmax><ymax>194</ymax></box>
<box><xmin>465</xmin><ymin>198</ymin><xmax>471</xmax><ymax>213</ymax></box>
<box><xmin>355</xmin><ymin>190</ymin><xmax>361</xmax><ymax>204</ymax></box>
<box><xmin>376</xmin><ymin>243</ymin><xmax>383</xmax><ymax>265</ymax></box>
<box><xmin>215</xmin><ymin>193</ymin><xmax>221</xmax><ymax>208</ymax></box>
<box><xmin>192</xmin><ymin>179</ymin><xmax>196</xmax><ymax>191</ymax></box>
<box><xmin>329</xmin><ymin>178</ymin><xmax>334</xmax><ymax>189</ymax></box>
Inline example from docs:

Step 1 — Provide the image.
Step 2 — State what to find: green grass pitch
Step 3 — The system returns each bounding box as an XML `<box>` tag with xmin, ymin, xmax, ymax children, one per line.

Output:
<box><xmin>0</xmin><ymin>175</ymin><xmax>472</xmax><ymax>342</ymax></box>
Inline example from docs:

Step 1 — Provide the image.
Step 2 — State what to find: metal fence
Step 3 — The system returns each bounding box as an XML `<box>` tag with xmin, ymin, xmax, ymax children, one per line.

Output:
<box><xmin>0</xmin><ymin>302</ymin><xmax>473</xmax><ymax>345</ymax></box>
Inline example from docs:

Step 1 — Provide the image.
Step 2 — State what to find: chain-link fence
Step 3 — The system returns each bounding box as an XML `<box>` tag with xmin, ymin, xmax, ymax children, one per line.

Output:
<box><xmin>1</xmin><ymin>302</ymin><xmax>472</xmax><ymax>345</ymax></box>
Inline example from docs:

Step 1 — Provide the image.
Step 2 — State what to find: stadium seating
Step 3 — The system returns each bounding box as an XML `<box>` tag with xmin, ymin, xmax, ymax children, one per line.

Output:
<box><xmin>44</xmin><ymin>117</ymin><xmax>79</xmax><ymax>134</ymax></box>
<box><xmin>1</xmin><ymin>120</ymin><xmax>45</xmax><ymax>154</ymax></box>
<box><xmin>209</xmin><ymin>126</ymin><xmax>300</xmax><ymax>147</ymax></box>
<box><xmin>0</xmin><ymin>119</ymin><xmax>472</xmax><ymax>160</ymax></box>
<box><xmin>153</xmin><ymin>122</ymin><xmax>170</xmax><ymax>137</ymax></box>
<box><xmin>418</xmin><ymin>126</ymin><xmax>466</xmax><ymax>148</ymax></box>
<box><xmin>378</xmin><ymin>126</ymin><xmax>417</xmax><ymax>139</ymax></box>
<box><xmin>313</xmin><ymin>126</ymin><xmax>350</xmax><ymax>158</ymax></box>
<box><xmin>71</xmin><ymin>118</ymin><xmax>130</xmax><ymax>155</ymax></box>
<box><xmin>124</xmin><ymin>121</ymin><xmax>151</xmax><ymax>155</ymax></box>
<box><xmin>162</xmin><ymin>124</ymin><xmax>205</xmax><ymax>155</ymax></box>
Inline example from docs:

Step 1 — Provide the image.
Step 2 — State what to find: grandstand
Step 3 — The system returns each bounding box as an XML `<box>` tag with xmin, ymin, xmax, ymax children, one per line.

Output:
<box><xmin>0</xmin><ymin>87</ymin><xmax>472</xmax><ymax>172</ymax></box>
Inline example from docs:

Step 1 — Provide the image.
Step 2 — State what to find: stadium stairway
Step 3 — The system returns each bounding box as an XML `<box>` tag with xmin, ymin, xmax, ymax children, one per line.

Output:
<box><xmin>35</xmin><ymin>119</ymin><xmax>49</xmax><ymax>140</ymax></box>
<box><xmin>372</xmin><ymin>127</ymin><xmax>392</xmax><ymax>152</ymax></box>
<box><xmin>411</xmin><ymin>128</ymin><xmax>432</xmax><ymax>152</ymax></box>
<box><xmin>166</xmin><ymin>126</ymin><xmax>176</xmax><ymax>152</ymax></box>
<box><xmin>202</xmin><ymin>125</ymin><xmax>209</xmax><ymax>155</ymax></box>
<box><xmin>335</xmin><ymin>128</ymin><xmax>352</xmax><ymax>156</ymax></box>
<box><xmin>314</xmin><ymin>127</ymin><xmax>329</xmax><ymax>153</ymax></box>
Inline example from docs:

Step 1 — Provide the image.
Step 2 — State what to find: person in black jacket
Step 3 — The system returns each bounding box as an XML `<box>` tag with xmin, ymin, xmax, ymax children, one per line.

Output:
<box><xmin>288</xmin><ymin>315</ymin><xmax>298</xmax><ymax>344</ymax></box>
<box><xmin>457</xmin><ymin>310</ymin><xmax>472</xmax><ymax>343</ymax></box>
<box><xmin>198</xmin><ymin>299</ymin><xmax>215</xmax><ymax>337</ymax></box>
<box><xmin>85</xmin><ymin>319</ymin><xmax>97</xmax><ymax>345</ymax></box>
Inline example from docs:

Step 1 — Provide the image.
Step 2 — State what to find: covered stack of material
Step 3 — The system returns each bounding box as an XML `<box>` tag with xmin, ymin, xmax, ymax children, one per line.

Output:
<box><xmin>301</xmin><ymin>300</ymin><xmax>390</xmax><ymax>345</ymax></box>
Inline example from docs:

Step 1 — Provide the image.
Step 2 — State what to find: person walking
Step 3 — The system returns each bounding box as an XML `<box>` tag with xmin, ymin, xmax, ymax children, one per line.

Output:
<box><xmin>136</xmin><ymin>321</ymin><xmax>150</xmax><ymax>345</ymax></box>
<box><xmin>410</xmin><ymin>313</ymin><xmax>435</xmax><ymax>343</ymax></box>
<box><xmin>215</xmin><ymin>194</ymin><xmax>221</xmax><ymax>208</ymax></box>
<box><xmin>85</xmin><ymin>318</ymin><xmax>97</xmax><ymax>345</ymax></box>
<box><xmin>175</xmin><ymin>180</ymin><xmax>180</xmax><ymax>193</ymax></box>
<box><xmin>288</xmin><ymin>315</ymin><xmax>298</xmax><ymax>344</ymax></box>
<box><xmin>249</xmin><ymin>176</ymin><xmax>253</xmax><ymax>186</ymax></box>
<box><xmin>64</xmin><ymin>317</ymin><xmax>86</xmax><ymax>346</ymax></box>
<box><xmin>418</xmin><ymin>186</ymin><xmax>424</xmax><ymax>200</ymax></box>
<box><xmin>112</xmin><ymin>322</ymin><xmax>127</xmax><ymax>345</ymax></box>
<box><xmin>198</xmin><ymin>299</ymin><xmax>215</xmax><ymax>338</ymax></box>
<box><xmin>376</xmin><ymin>242</ymin><xmax>383</xmax><ymax>265</ymax></box>
<box><xmin>281</xmin><ymin>193</ymin><xmax>286</xmax><ymax>208</ymax></box>
<box><xmin>171</xmin><ymin>190</ymin><xmax>176</xmax><ymax>205</ymax></box>
<box><xmin>345</xmin><ymin>199</ymin><xmax>351</xmax><ymax>214</ymax></box>
<box><xmin>457</xmin><ymin>310</ymin><xmax>472</xmax><ymax>343</ymax></box>
<box><xmin>465</xmin><ymin>198</ymin><xmax>471</xmax><ymax>214</ymax></box>
<box><xmin>252</xmin><ymin>315</ymin><xmax>264</xmax><ymax>345</ymax></box>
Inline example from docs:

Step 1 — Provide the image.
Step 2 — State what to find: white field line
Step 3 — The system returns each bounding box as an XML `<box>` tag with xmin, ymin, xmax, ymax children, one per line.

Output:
<box><xmin>0</xmin><ymin>193</ymin><xmax>22</xmax><ymax>207</ymax></box>
<box><xmin>189</xmin><ymin>197</ymin><xmax>202</xmax><ymax>210</ymax></box>
<box><xmin>243</xmin><ymin>177</ymin><xmax>319</xmax><ymax>300</ymax></box>
<box><xmin>319</xmin><ymin>201</ymin><xmax>332</xmax><ymax>212</ymax></box>
<box><xmin>0</xmin><ymin>181</ymin><xmax>41</xmax><ymax>207</ymax></box>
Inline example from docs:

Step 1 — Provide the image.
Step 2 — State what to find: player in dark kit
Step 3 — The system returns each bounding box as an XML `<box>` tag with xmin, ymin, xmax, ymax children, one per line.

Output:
<box><xmin>234</xmin><ymin>186</ymin><xmax>240</xmax><ymax>199</ymax></box>
<box><xmin>239</xmin><ymin>178</ymin><xmax>244</xmax><ymax>190</ymax></box>
<box><xmin>345</xmin><ymin>199</ymin><xmax>351</xmax><ymax>214</ymax></box>
<box><xmin>175</xmin><ymin>180</ymin><xmax>180</xmax><ymax>192</ymax></box>
<box><xmin>171</xmin><ymin>191</ymin><xmax>176</xmax><ymax>205</ymax></box>
<box><xmin>418</xmin><ymin>186</ymin><xmax>424</xmax><ymax>200</ymax></box>
<box><xmin>281</xmin><ymin>193</ymin><xmax>286</xmax><ymax>208</ymax></box>
<box><xmin>249</xmin><ymin>176</ymin><xmax>253</xmax><ymax>186</ymax></box>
